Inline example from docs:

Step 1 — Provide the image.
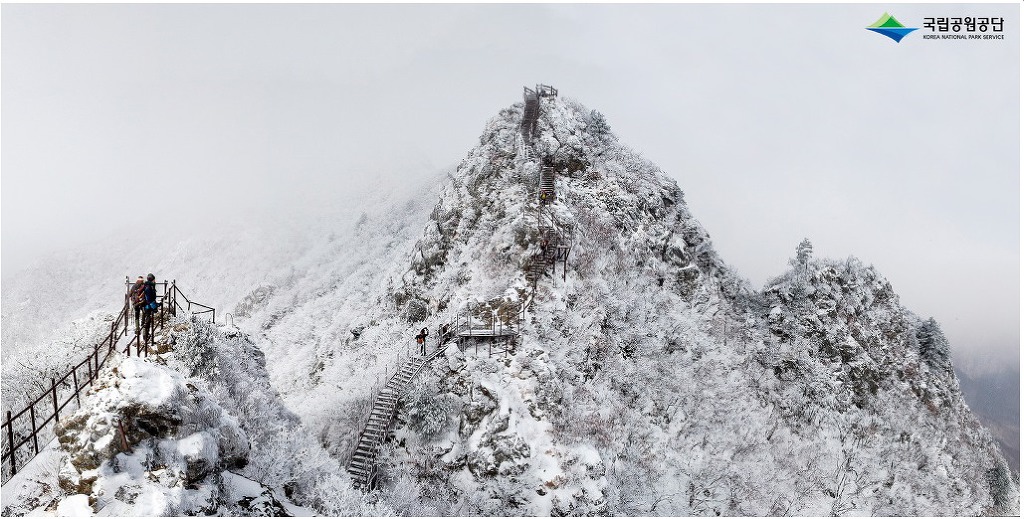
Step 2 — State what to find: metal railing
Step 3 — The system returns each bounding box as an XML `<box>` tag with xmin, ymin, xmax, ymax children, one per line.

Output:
<box><xmin>443</xmin><ymin>301</ymin><xmax>526</xmax><ymax>340</ymax></box>
<box><xmin>1</xmin><ymin>280</ymin><xmax>213</xmax><ymax>485</ymax></box>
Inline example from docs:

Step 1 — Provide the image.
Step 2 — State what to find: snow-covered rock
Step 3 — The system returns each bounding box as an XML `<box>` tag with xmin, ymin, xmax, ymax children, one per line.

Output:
<box><xmin>11</xmin><ymin>316</ymin><xmax>387</xmax><ymax>516</ymax></box>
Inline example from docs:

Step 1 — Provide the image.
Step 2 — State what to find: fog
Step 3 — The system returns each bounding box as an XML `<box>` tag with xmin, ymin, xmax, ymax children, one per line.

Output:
<box><xmin>2</xmin><ymin>3</ymin><xmax>1018</xmax><ymax>368</ymax></box>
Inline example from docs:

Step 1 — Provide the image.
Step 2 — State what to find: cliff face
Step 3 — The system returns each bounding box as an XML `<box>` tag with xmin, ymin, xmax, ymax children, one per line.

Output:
<box><xmin>372</xmin><ymin>96</ymin><xmax>1017</xmax><ymax>516</ymax></box>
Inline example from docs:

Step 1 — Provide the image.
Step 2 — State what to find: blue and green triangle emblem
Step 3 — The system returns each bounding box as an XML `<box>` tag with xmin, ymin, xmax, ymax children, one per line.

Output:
<box><xmin>866</xmin><ymin>13</ymin><xmax>918</xmax><ymax>43</ymax></box>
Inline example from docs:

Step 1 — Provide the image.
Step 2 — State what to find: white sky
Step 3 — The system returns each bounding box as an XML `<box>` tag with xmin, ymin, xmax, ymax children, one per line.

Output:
<box><xmin>1</xmin><ymin>3</ymin><xmax>1019</xmax><ymax>367</ymax></box>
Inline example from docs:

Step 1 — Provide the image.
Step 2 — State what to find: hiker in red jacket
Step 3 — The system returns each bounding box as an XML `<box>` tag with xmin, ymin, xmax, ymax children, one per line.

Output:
<box><xmin>416</xmin><ymin>327</ymin><xmax>429</xmax><ymax>355</ymax></box>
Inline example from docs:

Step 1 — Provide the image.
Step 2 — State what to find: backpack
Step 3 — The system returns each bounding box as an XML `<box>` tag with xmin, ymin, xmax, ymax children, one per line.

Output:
<box><xmin>131</xmin><ymin>283</ymin><xmax>146</xmax><ymax>306</ymax></box>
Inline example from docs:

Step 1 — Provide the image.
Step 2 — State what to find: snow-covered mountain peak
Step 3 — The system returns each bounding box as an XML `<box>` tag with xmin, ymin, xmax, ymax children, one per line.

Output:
<box><xmin>405</xmin><ymin>94</ymin><xmax>738</xmax><ymax>325</ymax></box>
<box><xmin>373</xmin><ymin>93</ymin><xmax>1018</xmax><ymax>515</ymax></box>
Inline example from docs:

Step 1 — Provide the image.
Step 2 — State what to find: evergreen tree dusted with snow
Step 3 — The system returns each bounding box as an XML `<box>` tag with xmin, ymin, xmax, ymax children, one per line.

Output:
<box><xmin>793</xmin><ymin>237</ymin><xmax>813</xmax><ymax>268</ymax></box>
<box><xmin>916</xmin><ymin>317</ymin><xmax>953</xmax><ymax>374</ymax></box>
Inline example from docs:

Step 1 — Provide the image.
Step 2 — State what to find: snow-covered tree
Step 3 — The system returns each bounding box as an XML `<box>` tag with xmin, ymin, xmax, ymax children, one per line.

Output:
<box><xmin>793</xmin><ymin>238</ymin><xmax>813</xmax><ymax>269</ymax></box>
<box><xmin>588</xmin><ymin>109</ymin><xmax>611</xmax><ymax>139</ymax></box>
<box><xmin>916</xmin><ymin>317</ymin><xmax>952</xmax><ymax>373</ymax></box>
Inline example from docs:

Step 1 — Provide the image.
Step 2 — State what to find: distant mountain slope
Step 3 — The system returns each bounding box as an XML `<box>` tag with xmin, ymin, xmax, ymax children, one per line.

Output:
<box><xmin>956</xmin><ymin>366</ymin><xmax>1020</xmax><ymax>474</ymax></box>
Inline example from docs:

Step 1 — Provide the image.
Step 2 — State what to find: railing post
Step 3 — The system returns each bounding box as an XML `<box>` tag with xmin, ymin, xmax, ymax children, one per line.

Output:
<box><xmin>160</xmin><ymin>281</ymin><xmax>167</xmax><ymax>329</ymax></box>
<box><xmin>51</xmin><ymin>378</ymin><xmax>59</xmax><ymax>424</ymax></box>
<box><xmin>87</xmin><ymin>360</ymin><xmax>93</xmax><ymax>386</ymax></box>
<box><xmin>28</xmin><ymin>405</ymin><xmax>38</xmax><ymax>455</ymax></box>
<box><xmin>5</xmin><ymin>409</ymin><xmax>14</xmax><ymax>479</ymax></box>
<box><xmin>6</xmin><ymin>411</ymin><xmax>16</xmax><ymax>478</ymax></box>
<box><xmin>72</xmin><ymin>368</ymin><xmax>81</xmax><ymax>407</ymax></box>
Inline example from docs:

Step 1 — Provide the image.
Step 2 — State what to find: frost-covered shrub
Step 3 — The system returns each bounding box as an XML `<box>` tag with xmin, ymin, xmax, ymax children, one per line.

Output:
<box><xmin>406</xmin><ymin>375</ymin><xmax>453</xmax><ymax>439</ymax></box>
<box><xmin>402</xmin><ymin>298</ymin><xmax>429</xmax><ymax>323</ymax></box>
<box><xmin>176</xmin><ymin>316</ymin><xmax>218</xmax><ymax>379</ymax></box>
<box><xmin>307</xmin><ymin>473</ymin><xmax>393</xmax><ymax>516</ymax></box>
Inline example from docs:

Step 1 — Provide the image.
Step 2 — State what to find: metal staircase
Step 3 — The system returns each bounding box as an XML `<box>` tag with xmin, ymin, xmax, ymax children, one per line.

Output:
<box><xmin>346</xmin><ymin>347</ymin><xmax>445</xmax><ymax>490</ymax></box>
<box><xmin>521</xmin><ymin>88</ymin><xmax>540</xmax><ymax>141</ymax></box>
<box><xmin>518</xmin><ymin>84</ymin><xmax>570</xmax><ymax>288</ymax></box>
<box><xmin>539</xmin><ymin>165</ymin><xmax>555</xmax><ymax>204</ymax></box>
<box><xmin>346</xmin><ymin>299</ymin><xmax>526</xmax><ymax>489</ymax></box>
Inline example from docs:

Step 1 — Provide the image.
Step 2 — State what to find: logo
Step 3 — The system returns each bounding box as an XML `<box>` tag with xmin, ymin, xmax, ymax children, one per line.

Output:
<box><xmin>866</xmin><ymin>12</ymin><xmax>918</xmax><ymax>43</ymax></box>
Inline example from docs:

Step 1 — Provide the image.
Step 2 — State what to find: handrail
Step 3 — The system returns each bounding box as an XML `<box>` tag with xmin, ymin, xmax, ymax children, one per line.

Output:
<box><xmin>170</xmin><ymin>282</ymin><xmax>215</xmax><ymax>323</ymax></box>
<box><xmin>2</xmin><ymin>279</ymin><xmax>214</xmax><ymax>485</ymax></box>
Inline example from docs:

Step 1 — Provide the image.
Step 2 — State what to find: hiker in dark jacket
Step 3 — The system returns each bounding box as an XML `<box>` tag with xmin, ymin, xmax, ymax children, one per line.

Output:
<box><xmin>129</xmin><ymin>276</ymin><xmax>146</xmax><ymax>335</ymax></box>
<box><xmin>419</xmin><ymin>327</ymin><xmax>429</xmax><ymax>355</ymax></box>
<box><xmin>142</xmin><ymin>274</ymin><xmax>158</xmax><ymax>341</ymax></box>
